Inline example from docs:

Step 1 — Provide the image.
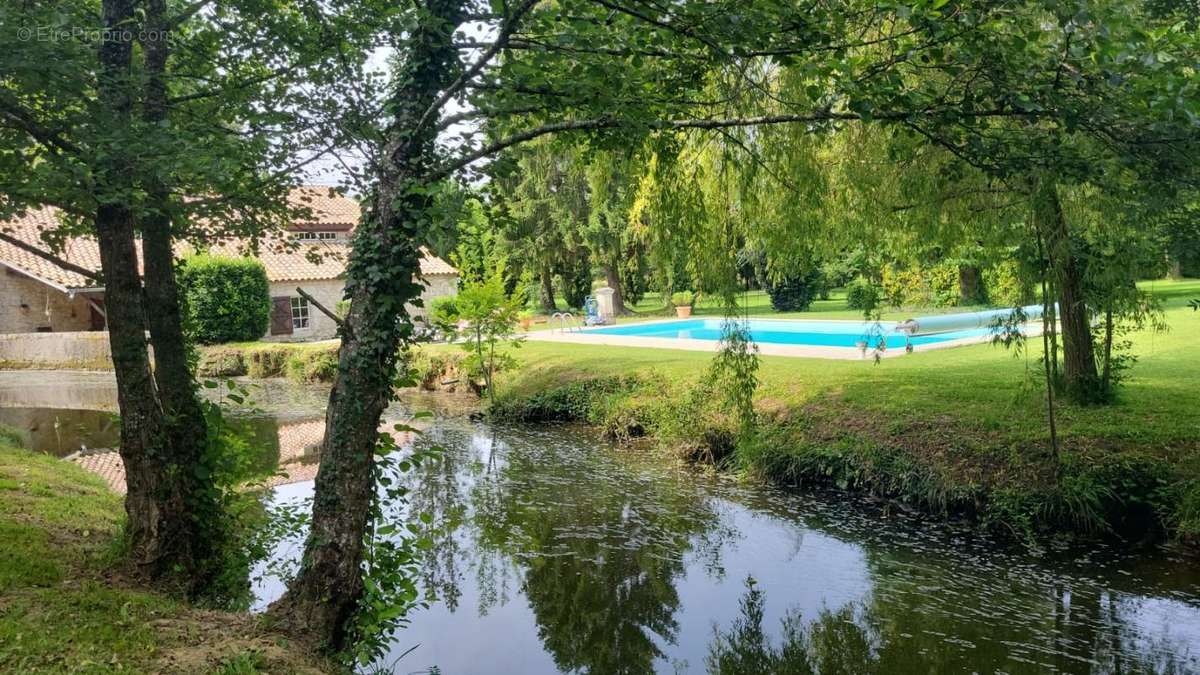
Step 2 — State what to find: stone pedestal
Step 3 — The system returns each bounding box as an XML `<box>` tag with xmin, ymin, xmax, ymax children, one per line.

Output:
<box><xmin>594</xmin><ymin>287</ymin><xmax>615</xmax><ymax>320</ymax></box>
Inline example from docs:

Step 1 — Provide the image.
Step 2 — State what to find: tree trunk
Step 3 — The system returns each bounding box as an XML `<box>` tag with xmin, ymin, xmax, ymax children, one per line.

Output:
<box><xmin>95</xmin><ymin>0</ymin><xmax>199</xmax><ymax>581</ymax></box>
<box><xmin>266</xmin><ymin>273</ymin><xmax>398</xmax><ymax>647</ymax></box>
<box><xmin>1037</xmin><ymin>242</ymin><xmax>1060</xmax><ymax>464</ymax></box>
<box><xmin>1036</xmin><ymin>179</ymin><xmax>1101</xmax><ymax>404</ymax></box>
<box><xmin>958</xmin><ymin>265</ymin><xmax>984</xmax><ymax>305</ymax></box>
<box><xmin>540</xmin><ymin>267</ymin><xmax>557</xmax><ymax>312</ymax></box>
<box><xmin>138</xmin><ymin>0</ymin><xmax>222</xmax><ymax>588</ymax></box>
<box><xmin>603</xmin><ymin>263</ymin><xmax>630</xmax><ymax>315</ymax></box>
<box><xmin>268</xmin><ymin>0</ymin><xmax>466</xmax><ymax>649</ymax></box>
<box><xmin>1168</xmin><ymin>258</ymin><xmax>1182</xmax><ymax>280</ymax></box>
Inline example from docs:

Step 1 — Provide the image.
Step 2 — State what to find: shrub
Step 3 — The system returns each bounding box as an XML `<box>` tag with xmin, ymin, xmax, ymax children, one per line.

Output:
<box><xmin>438</xmin><ymin>276</ymin><xmax>524</xmax><ymax>404</ymax></box>
<box><xmin>844</xmin><ymin>277</ymin><xmax>880</xmax><ymax>310</ymax></box>
<box><xmin>490</xmin><ymin>376</ymin><xmax>641</xmax><ymax>423</ymax></box>
<box><xmin>179</xmin><ymin>255</ymin><xmax>271</xmax><ymax>344</ymax></box>
<box><xmin>983</xmin><ymin>260</ymin><xmax>1032</xmax><ymax>307</ymax></box>
<box><xmin>0</xmin><ymin>423</ymin><xmax>25</xmax><ymax>448</ymax></box>
<box><xmin>407</xmin><ymin>350</ymin><xmax>467</xmax><ymax>390</ymax></box>
<box><xmin>429</xmin><ymin>295</ymin><xmax>458</xmax><ymax>332</ymax></box>
<box><xmin>929</xmin><ymin>263</ymin><xmax>960</xmax><ymax>307</ymax></box>
<box><xmin>761</xmin><ymin>268</ymin><xmax>822</xmax><ymax>312</ymax></box>
<box><xmin>880</xmin><ymin>264</ymin><xmax>929</xmax><ymax>307</ymax></box>
<box><xmin>670</xmin><ymin>290</ymin><xmax>694</xmax><ymax>307</ymax></box>
<box><xmin>285</xmin><ymin>348</ymin><xmax>339</xmax><ymax>383</ymax></box>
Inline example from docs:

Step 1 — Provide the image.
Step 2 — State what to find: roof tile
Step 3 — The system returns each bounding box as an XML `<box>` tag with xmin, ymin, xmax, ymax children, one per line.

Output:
<box><xmin>0</xmin><ymin>188</ymin><xmax>457</xmax><ymax>289</ymax></box>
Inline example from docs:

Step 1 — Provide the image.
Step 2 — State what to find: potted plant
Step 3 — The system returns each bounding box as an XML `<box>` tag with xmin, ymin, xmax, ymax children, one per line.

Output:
<box><xmin>518</xmin><ymin>309</ymin><xmax>535</xmax><ymax>331</ymax></box>
<box><xmin>671</xmin><ymin>291</ymin><xmax>694</xmax><ymax>318</ymax></box>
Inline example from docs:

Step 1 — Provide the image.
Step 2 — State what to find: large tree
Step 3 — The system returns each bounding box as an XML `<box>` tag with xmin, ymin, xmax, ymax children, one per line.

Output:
<box><xmin>0</xmin><ymin>0</ymin><xmax>350</xmax><ymax>587</ymax></box>
<box><xmin>492</xmin><ymin>140</ymin><xmax>591</xmax><ymax>311</ymax></box>
<box><xmin>259</xmin><ymin>0</ymin><xmax>1179</xmax><ymax>649</ymax></box>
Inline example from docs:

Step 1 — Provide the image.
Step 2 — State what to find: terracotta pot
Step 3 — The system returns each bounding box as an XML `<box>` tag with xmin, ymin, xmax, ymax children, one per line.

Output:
<box><xmin>519</xmin><ymin>319</ymin><xmax>533</xmax><ymax>330</ymax></box>
<box><xmin>675</xmin><ymin>306</ymin><xmax>692</xmax><ymax>318</ymax></box>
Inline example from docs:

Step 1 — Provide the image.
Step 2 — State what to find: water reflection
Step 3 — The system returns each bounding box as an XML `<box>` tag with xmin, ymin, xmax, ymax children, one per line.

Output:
<box><xmin>1</xmin><ymin>371</ymin><xmax>1198</xmax><ymax>673</ymax></box>
<box><xmin>360</xmin><ymin>421</ymin><xmax>1199</xmax><ymax>674</ymax></box>
<box><xmin>707</xmin><ymin>578</ymin><xmax>1200</xmax><ymax>675</ymax></box>
<box><xmin>0</xmin><ymin>406</ymin><xmax>120</xmax><ymax>457</ymax></box>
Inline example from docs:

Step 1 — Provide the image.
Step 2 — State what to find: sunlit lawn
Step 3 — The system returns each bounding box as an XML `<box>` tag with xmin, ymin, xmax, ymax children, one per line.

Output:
<box><xmin>494</xmin><ymin>279</ymin><xmax>1200</xmax><ymax>449</ymax></box>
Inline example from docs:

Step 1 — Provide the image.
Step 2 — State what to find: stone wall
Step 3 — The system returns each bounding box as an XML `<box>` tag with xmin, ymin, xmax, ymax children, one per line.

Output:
<box><xmin>409</xmin><ymin>273</ymin><xmax>458</xmax><ymax>323</ymax></box>
<box><xmin>0</xmin><ymin>268</ymin><xmax>95</xmax><ymax>333</ymax></box>
<box><xmin>0</xmin><ymin>331</ymin><xmax>115</xmax><ymax>370</ymax></box>
<box><xmin>264</xmin><ymin>278</ymin><xmax>345</xmax><ymax>342</ymax></box>
<box><xmin>264</xmin><ymin>274</ymin><xmax>458</xmax><ymax>342</ymax></box>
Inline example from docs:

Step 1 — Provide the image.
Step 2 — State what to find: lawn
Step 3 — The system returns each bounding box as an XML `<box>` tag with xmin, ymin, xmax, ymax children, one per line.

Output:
<box><xmin>501</xmin><ymin>279</ymin><xmax>1199</xmax><ymax>445</ymax></box>
<box><xmin>477</xmin><ymin>279</ymin><xmax>1200</xmax><ymax>537</ymax></box>
<box><xmin>0</xmin><ymin>431</ymin><xmax>330</xmax><ymax>674</ymax></box>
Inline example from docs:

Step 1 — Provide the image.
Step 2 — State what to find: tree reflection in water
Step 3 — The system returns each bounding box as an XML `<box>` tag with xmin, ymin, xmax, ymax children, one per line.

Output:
<box><xmin>407</xmin><ymin>424</ymin><xmax>735</xmax><ymax>674</ymax></box>
<box><xmin>707</xmin><ymin>577</ymin><xmax>1196</xmax><ymax>675</ymax></box>
<box><xmin>389</xmin><ymin>420</ymin><xmax>1197</xmax><ymax>675</ymax></box>
<box><xmin>707</xmin><ymin>577</ymin><xmax>876</xmax><ymax>675</ymax></box>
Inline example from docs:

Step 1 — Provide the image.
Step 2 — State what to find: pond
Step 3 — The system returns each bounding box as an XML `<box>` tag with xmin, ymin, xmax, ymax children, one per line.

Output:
<box><xmin>2</xmin><ymin>370</ymin><xmax>1198</xmax><ymax>674</ymax></box>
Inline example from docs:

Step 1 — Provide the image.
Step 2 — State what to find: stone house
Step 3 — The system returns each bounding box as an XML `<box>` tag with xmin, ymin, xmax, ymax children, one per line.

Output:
<box><xmin>0</xmin><ymin>187</ymin><xmax>458</xmax><ymax>340</ymax></box>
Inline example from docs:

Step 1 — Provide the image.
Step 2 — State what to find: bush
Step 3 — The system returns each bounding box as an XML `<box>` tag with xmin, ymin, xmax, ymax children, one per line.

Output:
<box><xmin>929</xmin><ymin>263</ymin><xmax>960</xmax><ymax>307</ymax></box>
<box><xmin>244</xmin><ymin>347</ymin><xmax>290</xmax><ymax>378</ymax></box>
<box><xmin>0</xmin><ymin>423</ymin><xmax>25</xmax><ymax>448</ymax></box>
<box><xmin>761</xmin><ymin>268</ymin><xmax>822</xmax><ymax>312</ymax></box>
<box><xmin>429</xmin><ymin>295</ymin><xmax>458</xmax><ymax>331</ymax></box>
<box><xmin>983</xmin><ymin>260</ymin><xmax>1032</xmax><ymax>307</ymax></box>
<box><xmin>285</xmin><ymin>348</ymin><xmax>339</xmax><ymax>383</ymax></box>
<box><xmin>202</xmin><ymin>343</ymin><xmax>340</xmax><ymax>382</ymax></box>
<box><xmin>670</xmin><ymin>290</ymin><xmax>694</xmax><ymax>307</ymax></box>
<box><xmin>844</xmin><ymin>277</ymin><xmax>880</xmax><ymax>310</ymax></box>
<box><xmin>880</xmin><ymin>264</ymin><xmax>929</xmax><ymax>308</ymax></box>
<box><xmin>179</xmin><ymin>255</ymin><xmax>271</xmax><ymax>344</ymax></box>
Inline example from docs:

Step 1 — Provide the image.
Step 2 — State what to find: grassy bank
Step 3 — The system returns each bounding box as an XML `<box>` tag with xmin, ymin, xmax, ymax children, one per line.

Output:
<box><xmin>0</xmin><ymin>430</ymin><xmax>331</xmax><ymax>674</ymax></box>
<box><xmin>479</xmin><ymin>280</ymin><xmax>1200</xmax><ymax>541</ymax></box>
<box><xmin>198</xmin><ymin>340</ymin><xmax>341</xmax><ymax>383</ymax></box>
<box><xmin>199</xmin><ymin>340</ymin><xmax>469</xmax><ymax>392</ymax></box>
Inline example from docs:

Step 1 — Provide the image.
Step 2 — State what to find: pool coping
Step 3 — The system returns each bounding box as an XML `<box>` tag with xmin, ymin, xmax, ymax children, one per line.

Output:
<box><xmin>524</xmin><ymin>317</ymin><xmax>1046</xmax><ymax>360</ymax></box>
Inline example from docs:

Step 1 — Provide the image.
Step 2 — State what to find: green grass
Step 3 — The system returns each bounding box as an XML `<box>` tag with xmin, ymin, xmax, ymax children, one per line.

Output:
<box><xmin>477</xmin><ymin>279</ymin><xmax>1200</xmax><ymax>538</ymax></box>
<box><xmin>498</xmin><ymin>287</ymin><xmax>1199</xmax><ymax>445</ymax></box>
<box><xmin>197</xmin><ymin>341</ymin><xmax>340</xmax><ymax>383</ymax></box>
<box><xmin>0</xmin><ymin>431</ymin><xmax>332</xmax><ymax>674</ymax></box>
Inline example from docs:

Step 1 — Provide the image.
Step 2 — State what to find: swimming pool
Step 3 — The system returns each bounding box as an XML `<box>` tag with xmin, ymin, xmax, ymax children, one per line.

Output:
<box><xmin>587</xmin><ymin>318</ymin><xmax>993</xmax><ymax>349</ymax></box>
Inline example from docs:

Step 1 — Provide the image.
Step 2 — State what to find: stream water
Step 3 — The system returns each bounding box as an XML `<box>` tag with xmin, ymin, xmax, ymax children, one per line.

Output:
<box><xmin>1</xmin><ymin>371</ymin><xmax>1198</xmax><ymax>674</ymax></box>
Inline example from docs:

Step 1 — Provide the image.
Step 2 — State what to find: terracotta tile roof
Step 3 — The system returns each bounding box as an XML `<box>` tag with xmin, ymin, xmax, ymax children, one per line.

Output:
<box><xmin>0</xmin><ymin>188</ymin><xmax>457</xmax><ymax>288</ymax></box>
<box><xmin>204</xmin><ymin>237</ymin><xmax>351</xmax><ymax>282</ymax></box>
<box><xmin>0</xmin><ymin>206</ymin><xmax>107</xmax><ymax>290</ymax></box>
<box><xmin>416</xmin><ymin>247</ymin><xmax>458</xmax><ymax>275</ymax></box>
<box><xmin>69</xmin><ymin>449</ymin><xmax>127</xmax><ymax>494</ymax></box>
<box><xmin>287</xmin><ymin>186</ymin><xmax>361</xmax><ymax>229</ymax></box>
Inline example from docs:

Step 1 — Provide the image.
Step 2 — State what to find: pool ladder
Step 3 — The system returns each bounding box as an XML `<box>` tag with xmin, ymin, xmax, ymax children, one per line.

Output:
<box><xmin>551</xmin><ymin>312</ymin><xmax>581</xmax><ymax>333</ymax></box>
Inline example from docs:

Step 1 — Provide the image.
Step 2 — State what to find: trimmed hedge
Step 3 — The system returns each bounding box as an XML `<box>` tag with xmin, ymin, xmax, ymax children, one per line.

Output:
<box><xmin>179</xmin><ymin>255</ymin><xmax>271</xmax><ymax>344</ymax></box>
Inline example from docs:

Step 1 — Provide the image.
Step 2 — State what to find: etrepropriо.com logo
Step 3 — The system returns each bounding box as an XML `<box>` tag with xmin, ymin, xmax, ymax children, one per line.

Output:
<box><xmin>16</xmin><ymin>26</ymin><xmax>168</xmax><ymax>42</ymax></box>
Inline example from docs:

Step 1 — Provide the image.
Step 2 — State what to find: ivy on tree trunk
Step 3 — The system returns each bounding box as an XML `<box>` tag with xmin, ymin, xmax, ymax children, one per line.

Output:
<box><xmin>266</xmin><ymin>0</ymin><xmax>468</xmax><ymax>649</ymax></box>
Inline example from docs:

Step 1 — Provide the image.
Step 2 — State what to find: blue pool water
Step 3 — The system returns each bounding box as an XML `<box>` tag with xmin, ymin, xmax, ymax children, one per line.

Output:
<box><xmin>587</xmin><ymin>319</ymin><xmax>992</xmax><ymax>349</ymax></box>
